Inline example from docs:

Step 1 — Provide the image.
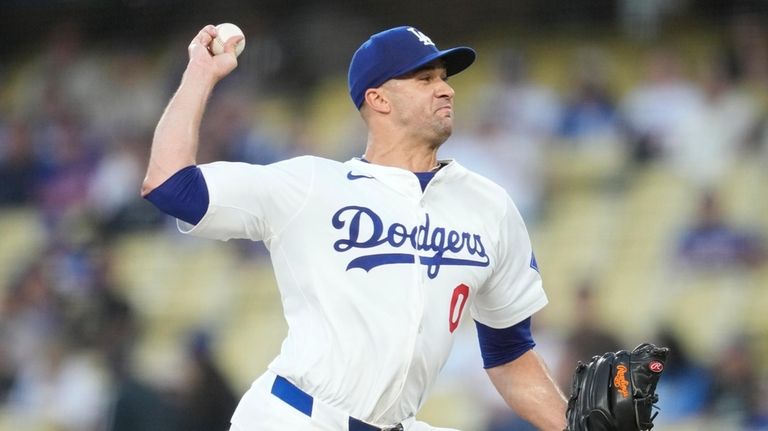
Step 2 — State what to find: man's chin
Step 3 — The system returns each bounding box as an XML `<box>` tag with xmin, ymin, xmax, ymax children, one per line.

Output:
<box><xmin>433</xmin><ymin>126</ymin><xmax>452</xmax><ymax>147</ymax></box>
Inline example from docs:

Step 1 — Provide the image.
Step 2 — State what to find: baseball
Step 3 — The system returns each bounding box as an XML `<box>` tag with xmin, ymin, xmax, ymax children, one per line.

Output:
<box><xmin>211</xmin><ymin>23</ymin><xmax>245</xmax><ymax>57</ymax></box>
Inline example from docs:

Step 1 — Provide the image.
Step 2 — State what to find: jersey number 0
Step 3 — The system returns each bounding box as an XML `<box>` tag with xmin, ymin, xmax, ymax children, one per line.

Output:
<box><xmin>448</xmin><ymin>284</ymin><xmax>469</xmax><ymax>333</ymax></box>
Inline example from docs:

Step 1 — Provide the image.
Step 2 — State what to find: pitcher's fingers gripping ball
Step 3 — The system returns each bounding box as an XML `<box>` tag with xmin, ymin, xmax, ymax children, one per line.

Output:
<box><xmin>210</xmin><ymin>23</ymin><xmax>245</xmax><ymax>57</ymax></box>
<box><xmin>566</xmin><ymin>343</ymin><xmax>669</xmax><ymax>431</ymax></box>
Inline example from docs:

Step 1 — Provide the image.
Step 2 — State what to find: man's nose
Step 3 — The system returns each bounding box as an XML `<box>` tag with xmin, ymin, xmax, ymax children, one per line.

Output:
<box><xmin>436</xmin><ymin>79</ymin><xmax>455</xmax><ymax>99</ymax></box>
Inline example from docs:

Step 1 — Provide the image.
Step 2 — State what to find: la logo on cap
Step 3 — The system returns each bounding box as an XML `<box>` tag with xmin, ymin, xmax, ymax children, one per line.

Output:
<box><xmin>407</xmin><ymin>27</ymin><xmax>434</xmax><ymax>46</ymax></box>
<box><xmin>347</xmin><ymin>25</ymin><xmax>475</xmax><ymax>108</ymax></box>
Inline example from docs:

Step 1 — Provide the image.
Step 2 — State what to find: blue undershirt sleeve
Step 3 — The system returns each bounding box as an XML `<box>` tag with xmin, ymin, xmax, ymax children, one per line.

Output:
<box><xmin>144</xmin><ymin>165</ymin><xmax>209</xmax><ymax>225</ymax></box>
<box><xmin>474</xmin><ymin>317</ymin><xmax>535</xmax><ymax>369</ymax></box>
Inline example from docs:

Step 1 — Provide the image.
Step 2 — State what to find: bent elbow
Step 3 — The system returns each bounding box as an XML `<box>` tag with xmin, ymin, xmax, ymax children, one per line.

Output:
<box><xmin>140</xmin><ymin>177</ymin><xmax>158</xmax><ymax>197</ymax></box>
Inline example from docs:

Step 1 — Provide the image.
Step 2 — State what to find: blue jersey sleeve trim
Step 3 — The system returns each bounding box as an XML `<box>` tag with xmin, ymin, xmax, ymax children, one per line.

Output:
<box><xmin>475</xmin><ymin>317</ymin><xmax>535</xmax><ymax>369</ymax></box>
<box><xmin>144</xmin><ymin>165</ymin><xmax>209</xmax><ymax>225</ymax></box>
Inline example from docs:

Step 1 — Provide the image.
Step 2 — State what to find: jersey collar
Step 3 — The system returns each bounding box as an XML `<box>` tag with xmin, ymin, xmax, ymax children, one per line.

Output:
<box><xmin>345</xmin><ymin>158</ymin><xmax>468</xmax><ymax>198</ymax></box>
<box><xmin>346</xmin><ymin>157</ymin><xmax>465</xmax><ymax>177</ymax></box>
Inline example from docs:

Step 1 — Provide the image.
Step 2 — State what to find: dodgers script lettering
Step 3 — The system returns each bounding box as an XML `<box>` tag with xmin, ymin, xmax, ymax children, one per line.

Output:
<box><xmin>332</xmin><ymin>206</ymin><xmax>490</xmax><ymax>278</ymax></box>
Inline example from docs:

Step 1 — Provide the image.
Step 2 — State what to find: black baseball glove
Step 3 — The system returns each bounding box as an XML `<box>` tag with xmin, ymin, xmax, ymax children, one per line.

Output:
<box><xmin>566</xmin><ymin>343</ymin><xmax>669</xmax><ymax>431</ymax></box>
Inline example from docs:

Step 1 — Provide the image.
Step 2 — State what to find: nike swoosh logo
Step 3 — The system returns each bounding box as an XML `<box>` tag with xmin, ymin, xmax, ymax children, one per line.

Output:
<box><xmin>347</xmin><ymin>171</ymin><xmax>374</xmax><ymax>180</ymax></box>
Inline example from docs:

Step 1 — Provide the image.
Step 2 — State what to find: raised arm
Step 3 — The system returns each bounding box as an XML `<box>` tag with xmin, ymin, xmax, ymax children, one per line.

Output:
<box><xmin>141</xmin><ymin>25</ymin><xmax>243</xmax><ymax>196</ymax></box>
<box><xmin>486</xmin><ymin>349</ymin><xmax>568</xmax><ymax>431</ymax></box>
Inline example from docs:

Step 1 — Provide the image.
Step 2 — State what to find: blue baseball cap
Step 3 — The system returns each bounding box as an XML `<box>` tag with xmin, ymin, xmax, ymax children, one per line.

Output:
<box><xmin>348</xmin><ymin>26</ymin><xmax>476</xmax><ymax>109</ymax></box>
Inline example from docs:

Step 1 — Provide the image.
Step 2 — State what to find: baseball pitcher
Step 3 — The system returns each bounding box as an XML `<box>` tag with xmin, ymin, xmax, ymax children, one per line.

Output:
<box><xmin>140</xmin><ymin>24</ymin><xmax>636</xmax><ymax>431</ymax></box>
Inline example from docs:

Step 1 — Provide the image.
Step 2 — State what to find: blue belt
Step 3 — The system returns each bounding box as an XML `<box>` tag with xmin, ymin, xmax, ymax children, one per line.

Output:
<box><xmin>270</xmin><ymin>375</ymin><xmax>404</xmax><ymax>431</ymax></box>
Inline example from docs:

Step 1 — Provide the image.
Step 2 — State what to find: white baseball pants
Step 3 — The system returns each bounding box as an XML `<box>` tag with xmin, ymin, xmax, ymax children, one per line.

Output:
<box><xmin>228</xmin><ymin>370</ymin><xmax>460</xmax><ymax>431</ymax></box>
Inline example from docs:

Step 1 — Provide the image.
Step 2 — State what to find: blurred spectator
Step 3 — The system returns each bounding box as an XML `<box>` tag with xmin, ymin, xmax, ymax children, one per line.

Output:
<box><xmin>552</xmin><ymin>46</ymin><xmax>628</xmax><ymax>188</ymax></box>
<box><xmin>101</xmin><ymin>269</ymin><xmax>184</xmax><ymax>431</ymax></box>
<box><xmin>449</xmin><ymin>48</ymin><xmax>557</xmax><ymax>221</ymax></box>
<box><xmin>446</xmin><ymin>116</ymin><xmax>545</xmax><ymax>222</ymax></box>
<box><xmin>720</xmin><ymin>12</ymin><xmax>768</xmax><ymax>88</ymax></box>
<box><xmin>7</xmin><ymin>22</ymin><xmax>107</xmax><ymax>124</ymax></box>
<box><xmin>666</xmin><ymin>57</ymin><xmax>759</xmax><ymax>187</ymax></box>
<box><xmin>199</xmin><ymin>92</ymin><xmax>285</xmax><ymax>165</ymax></box>
<box><xmin>618</xmin><ymin>0</ymin><xmax>686</xmax><ymax>41</ymax></box>
<box><xmin>706</xmin><ymin>336</ymin><xmax>767</xmax><ymax>429</ymax></box>
<box><xmin>6</xmin><ymin>336</ymin><xmax>108</xmax><ymax>431</ymax></box>
<box><xmin>0</xmin><ymin>119</ymin><xmax>40</xmax><ymax>206</ymax></box>
<box><xmin>108</xmin><ymin>377</ymin><xmax>182</xmax><ymax>431</ymax></box>
<box><xmin>653</xmin><ymin>327</ymin><xmax>713</xmax><ymax>425</ymax></box>
<box><xmin>0</xmin><ymin>257</ymin><xmax>110</xmax><ymax>431</ymax></box>
<box><xmin>554</xmin><ymin>279</ymin><xmax>622</xmax><ymax>390</ymax></box>
<box><xmin>177</xmin><ymin>331</ymin><xmax>239</xmax><ymax>431</ymax></box>
<box><xmin>0</xmin><ymin>237</ymin><xmax>191</xmax><ymax>430</ymax></box>
<box><xmin>0</xmin><ymin>262</ymin><xmax>61</xmax><ymax>388</ymax></box>
<box><xmin>86</xmin><ymin>128</ymin><xmax>163</xmax><ymax>235</ymax></box>
<box><xmin>0</xmin><ymin>265</ymin><xmax>45</xmax><ymax>409</ymax></box>
<box><xmin>33</xmin><ymin>111</ymin><xmax>102</xmax><ymax>229</ymax></box>
<box><xmin>557</xmin><ymin>47</ymin><xmax>622</xmax><ymax>145</ymax></box>
<box><xmin>0</xmin><ymin>342</ymin><xmax>13</xmax><ymax>405</ymax></box>
<box><xmin>621</xmin><ymin>48</ymin><xmax>702</xmax><ymax>163</ymax></box>
<box><xmin>475</xmin><ymin>48</ymin><xmax>561</xmax><ymax>140</ymax></box>
<box><xmin>676</xmin><ymin>191</ymin><xmax>765</xmax><ymax>270</ymax></box>
<box><xmin>89</xmin><ymin>49</ymin><xmax>165</xmax><ymax>136</ymax></box>
<box><xmin>747</xmin><ymin>380</ymin><xmax>768</xmax><ymax>430</ymax></box>
<box><xmin>718</xmin><ymin>12</ymin><xmax>768</xmax><ymax>166</ymax></box>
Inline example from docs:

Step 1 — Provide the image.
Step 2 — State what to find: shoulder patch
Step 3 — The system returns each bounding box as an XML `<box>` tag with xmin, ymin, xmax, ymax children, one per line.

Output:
<box><xmin>530</xmin><ymin>252</ymin><xmax>539</xmax><ymax>273</ymax></box>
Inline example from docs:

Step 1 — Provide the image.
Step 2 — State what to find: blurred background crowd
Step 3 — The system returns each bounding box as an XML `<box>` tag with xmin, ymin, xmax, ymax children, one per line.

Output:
<box><xmin>0</xmin><ymin>0</ymin><xmax>767</xmax><ymax>430</ymax></box>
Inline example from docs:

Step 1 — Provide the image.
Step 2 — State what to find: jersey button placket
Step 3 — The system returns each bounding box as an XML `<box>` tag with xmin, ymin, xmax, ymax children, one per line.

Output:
<box><xmin>382</xmin><ymin>200</ymin><xmax>425</xmax><ymax>416</ymax></box>
<box><xmin>416</xmin><ymin>203</ymin><xmax>427</xmax><ymax>330</ymax></box>
<box><xmin>416</xmin><ymin>187</ymin><xmax>432</xmax><ymax>332</ymax></box>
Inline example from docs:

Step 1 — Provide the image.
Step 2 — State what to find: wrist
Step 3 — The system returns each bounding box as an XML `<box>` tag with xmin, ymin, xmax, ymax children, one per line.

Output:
<box><xmin>182</xmin><ymin>61</ymin><xmax>220</xmax><ymax>88</ymax></box>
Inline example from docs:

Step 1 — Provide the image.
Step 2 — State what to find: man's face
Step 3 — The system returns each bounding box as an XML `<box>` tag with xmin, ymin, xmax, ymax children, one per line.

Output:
<box><xmin>381</xmin><ymin>60</ymin><xmax>456</xmax><ymax>145</ymax></box>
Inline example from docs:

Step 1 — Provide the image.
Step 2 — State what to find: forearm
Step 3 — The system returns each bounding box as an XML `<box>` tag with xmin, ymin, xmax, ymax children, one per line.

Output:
<box><xmin>142</xmin><ymin>66</ymin><xmax>216</xmax><ymax>195</ymax></box>
<box><xmin>487</xmin><ymin>349</ymin><xmax>567</xmax><ymax>431</ymax></box>
<box><xmin>141</xmin><ymin>24</ymin><xmax>241</xmax><ymax>196</ymax></box>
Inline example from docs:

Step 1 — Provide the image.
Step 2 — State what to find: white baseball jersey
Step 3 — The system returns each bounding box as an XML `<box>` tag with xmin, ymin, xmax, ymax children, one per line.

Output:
<box><xmin>178</xmin><ymin>156</ymin><xmax>547</xmax><ymax>427</ymax></box>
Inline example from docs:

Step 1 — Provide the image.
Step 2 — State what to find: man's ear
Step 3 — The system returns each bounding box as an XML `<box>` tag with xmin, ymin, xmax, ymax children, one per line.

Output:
<box><xmin>363</xmin><ymin>88</ymin><xmax>391</xmax><ymax>114</ymax></box>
